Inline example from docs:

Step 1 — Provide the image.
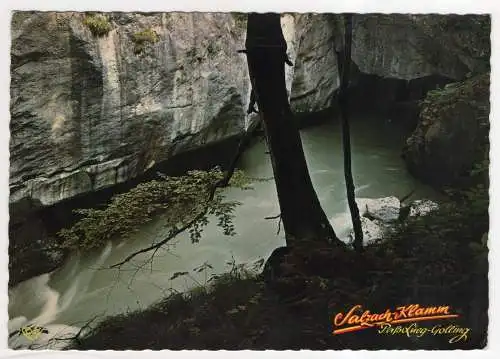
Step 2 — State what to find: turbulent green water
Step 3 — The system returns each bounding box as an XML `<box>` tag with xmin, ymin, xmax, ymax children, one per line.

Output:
<box><xmin>8</xmin><ymin>117</ymin><xmax>440</xmax><ymax>349</ymax></box>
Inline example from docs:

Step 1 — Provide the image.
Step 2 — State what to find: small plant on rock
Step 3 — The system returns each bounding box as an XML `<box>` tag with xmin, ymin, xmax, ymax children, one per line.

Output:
<box><xmin>132</xmin><ymin>28</ymin><xmax>160</xmax><ymax>54</ymax></box>
<box><xmin>83</xmin><ymin>13</ymin><xmax>112</xmax><ymax>37</ymax></box>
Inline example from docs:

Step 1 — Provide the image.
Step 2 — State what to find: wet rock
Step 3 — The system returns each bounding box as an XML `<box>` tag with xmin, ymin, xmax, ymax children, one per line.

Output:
<box><xmin>348</xmin><ymin>197</ymin><xmax>439</xmax><ymax>245</ymax></box>
<box><xmin>356</xmin><ymin>196</ymin><xmax>401</xmax><ymax>223</ymax></box>
<box><xmin>9</xmin><ymin>12</ymin><xmax>488</xmax><ymax>283</ymax></box>
<box><xmin>358</xmin><ymin>217</ymin><xmax>385</xmax><ymax>245</ymax></box>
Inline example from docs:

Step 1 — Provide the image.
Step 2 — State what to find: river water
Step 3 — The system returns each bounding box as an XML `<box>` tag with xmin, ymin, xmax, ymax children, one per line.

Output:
<box><xmin>8</xmin><ymin>117</ymin><xmax>440</xmax><ymax>349</ymax></box>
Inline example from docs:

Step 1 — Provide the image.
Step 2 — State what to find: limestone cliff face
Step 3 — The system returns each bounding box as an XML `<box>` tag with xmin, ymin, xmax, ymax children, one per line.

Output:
<box><xmin>289</xmin><ymin>14</ymin><xmax>342</xmax><ymax>113</ymax></box>
<box><xmin>9</xmin><ymin>12</ymin><xmax>489</xmax><ymax>285</ymax></box>
<box><xmin>10</xmin><ymin>12</ymin><xmax>488</xmax><ymax>212</ymax></box>
<box><xmin>10</xmin><ymin>12</ymin><xmax>251</xmax><ymax>211</ymax></box>
<box><xmin>351</xmin><ymin>15</ymin><xmax>469</xmax><ymax>80</ymax></box>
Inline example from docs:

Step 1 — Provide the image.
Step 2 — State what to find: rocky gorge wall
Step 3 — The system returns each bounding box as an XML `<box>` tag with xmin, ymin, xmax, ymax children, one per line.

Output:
<box><xmin>10</xmin><ymin>12</ymin><xmax>489</xmax><ymax>213</ymax></box>
<box><xmin>9</xmin><ymin>12</ymin><xmax>490</xmax><ymax>284</ymax></box>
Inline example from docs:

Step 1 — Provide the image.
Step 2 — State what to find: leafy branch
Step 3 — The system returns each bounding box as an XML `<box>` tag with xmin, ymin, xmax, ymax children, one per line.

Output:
<box><xmin>58</xmin><ymin>122</ymin><xmax>260</xmax><ymax>268</ymax></box>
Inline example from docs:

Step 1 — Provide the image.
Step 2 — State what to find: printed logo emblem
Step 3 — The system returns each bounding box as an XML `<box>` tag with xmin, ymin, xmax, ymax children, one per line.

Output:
<box><xmin>332</xmin><ymin>304</ymin><xmax>471</xmax><ymax>343</ymax></box>
<box><xmin>19</xmin><ymin>325</ymin><xmax>49</xmax><ymax>341</ymax></box>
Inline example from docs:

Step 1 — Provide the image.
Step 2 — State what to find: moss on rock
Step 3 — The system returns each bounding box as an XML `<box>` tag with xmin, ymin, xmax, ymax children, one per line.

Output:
<box><xmin>131</xmin><ymin>28</ymin><xmax>160</xmax><ymax>54</ymax></box>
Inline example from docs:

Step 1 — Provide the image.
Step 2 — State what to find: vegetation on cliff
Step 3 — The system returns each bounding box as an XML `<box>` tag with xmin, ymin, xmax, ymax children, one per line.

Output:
<box><xmin>132</xmin><ymin>28</ymin><xmax>160</xmax><ymax>54</ymax></box>
<box><xmin>83</xmin><ymin>13</ymin><xmax>112</xmax><ymax>37</ymax></box>
<box><xmin>420</xmin><ymin>73</ymin><xmax>490</xmax><ymax>127</ymax></box>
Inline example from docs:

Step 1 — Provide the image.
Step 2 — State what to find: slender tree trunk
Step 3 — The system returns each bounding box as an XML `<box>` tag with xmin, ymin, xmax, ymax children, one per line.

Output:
<box><xmin>244</xmin><ymin>13</ymin><xmax>342</xmax><ymax>246</ymax></box>
<box><xmin>339</xmin><ymin>14</ymin><xmax>363</xmax><ymax>251</ymax></box>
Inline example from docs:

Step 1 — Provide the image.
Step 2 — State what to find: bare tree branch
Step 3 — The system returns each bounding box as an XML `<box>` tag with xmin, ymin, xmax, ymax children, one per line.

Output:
<box><xmin>264</xmin><ymin>213</ymin><xmax>281</xmax><ymax>220</ymax></box>
<box><xmin>109</xmin><ymin>211</ymin><xmax>208</xmax><ymax>268</ymax></box>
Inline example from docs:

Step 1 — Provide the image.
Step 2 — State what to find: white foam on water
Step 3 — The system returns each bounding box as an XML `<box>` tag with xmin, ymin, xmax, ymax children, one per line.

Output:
<box><xmin>329</xmin><ymin>212</ymin><xmax>354</xmax><ymax>244</ymax></box>
<box><xmin>73</xmin><ymin>241</ymin><xmax>113</xmax><ymax>296</ymax></box>
<box><xmin>8</xmin><ymin>242</ymin><xmax>114</xmax><ymax>349</ymax></box>
<box><xmin>58</xmin><ymin>277</ymin><xmax>79</xmax><ymax>313</ymax></box>
<box><xmin>36</xmin><ymin>323</ymin><xmax>82</xmax><ymax>350</ymax></box>
<box><xmin>7</xmin><ymin>280</ymin><xmax>81</xmax><ymax>350</ymax></box>
<box><xmin>8</xmin><ymin>274</ymin><xmax>67</xmax><ymax>349</ymax></box>
<box><xmin>29</xmin><ymin>284</ymin><xmax>61</xmax><ymax>326</ymax></box>
<box><xmin>7</xmin><ymin>121</ymin><xmax>441</xmax><ymax>350</ymax></box>
<box><xmin>311</xmin><ymin>169</ymin><xmax>330</xmax><ymax>174</ymax></box>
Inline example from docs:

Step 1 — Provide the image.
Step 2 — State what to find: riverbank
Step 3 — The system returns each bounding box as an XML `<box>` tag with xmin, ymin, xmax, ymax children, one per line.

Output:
<box><xmin>70</xmin><ymin>189</ymin><xmax>488</xmax><ymax>350</ymax></box>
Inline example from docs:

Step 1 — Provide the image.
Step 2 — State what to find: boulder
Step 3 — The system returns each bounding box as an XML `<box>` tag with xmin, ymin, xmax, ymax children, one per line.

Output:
<box><xmin>356</xmin><ymin>196</ymin><xmax>401</xmax><ymax>223</ymax></box>
<box><xmin>356</xmin><ymin>217</ymin><xmax>385</xmax><ymax>245</ymax></box>
<box><xmin>9</xmin><ymin>12</ymin><xmax>489</xmax><ymax>283</ymax></box>
<box><xmin>346</xmin><ymin>197</ymin><xmax>439</xmax><ymax>246</ymax></box>
<box><xmin>403</xmin><ymin>73</ymin><xmax>490</xmax><ymax>186</ymax></box>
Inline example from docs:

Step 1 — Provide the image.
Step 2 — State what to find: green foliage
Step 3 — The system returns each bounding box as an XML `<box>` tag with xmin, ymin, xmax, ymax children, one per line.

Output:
<box><xmin>228</xmin><ymin>169</ymin><xmax>255</xmax><ymax>189</ymax></box>
<box><xmin>83</xmin><ymin>13</ymin><xmax>112</xmax><ymax>37</ymax></box>
<box><xmin>132</xmin><ymin>28</ymin><xmax>160</xmax><ymax>54</ymax></box>
<box><xmin>58</xmin><ymin>168</ymin><xmax>252</xmax><ymax>251</ymax></box>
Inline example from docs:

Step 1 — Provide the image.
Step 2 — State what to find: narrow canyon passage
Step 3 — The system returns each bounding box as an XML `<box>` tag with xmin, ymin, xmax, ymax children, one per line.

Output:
<box><xmin>8</xmin><ymin>114</ymin><xmax>440</xmax><ymax>349</ymax></box>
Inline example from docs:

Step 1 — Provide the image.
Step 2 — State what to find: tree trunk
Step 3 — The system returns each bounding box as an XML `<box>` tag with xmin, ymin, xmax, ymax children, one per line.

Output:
<box><xmin>244</xmin><ymin>13</ymin><xmax>341</xmax><ymax>246</ymax></box>
<box><xmin>339</xmin><ymin>14</ymin><xmax>364</xmax><ymax>251</ymax></box>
